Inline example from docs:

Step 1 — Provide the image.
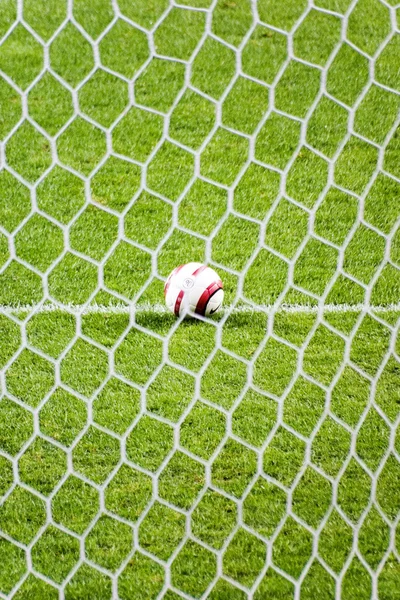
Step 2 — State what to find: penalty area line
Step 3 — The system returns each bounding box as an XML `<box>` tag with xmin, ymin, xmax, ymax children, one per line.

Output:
<box><xmin>0</xmin><ymin>303</ymin><xmax>399</xmax><ymax>315</ymax></box>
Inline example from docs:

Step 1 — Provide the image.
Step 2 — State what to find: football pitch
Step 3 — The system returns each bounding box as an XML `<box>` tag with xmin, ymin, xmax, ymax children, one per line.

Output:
<box><xmin>0</xmin><ymin>0</ymin><xmax>400</xmax><ymax>598</ymax></box>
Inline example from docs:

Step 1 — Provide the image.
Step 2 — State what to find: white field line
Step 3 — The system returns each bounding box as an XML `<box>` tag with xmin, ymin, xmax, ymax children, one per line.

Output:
<box><xmin>0</xmin><ymin>303</ymin><xmax>400</xmax><ymax>315</ymax></box>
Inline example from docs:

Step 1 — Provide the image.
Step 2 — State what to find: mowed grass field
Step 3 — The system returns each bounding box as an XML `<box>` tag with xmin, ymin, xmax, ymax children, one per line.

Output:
<box><xmin>0</xmin><ymin>0</ymin><xmax>400</xmax><ymax>598</ymax></box>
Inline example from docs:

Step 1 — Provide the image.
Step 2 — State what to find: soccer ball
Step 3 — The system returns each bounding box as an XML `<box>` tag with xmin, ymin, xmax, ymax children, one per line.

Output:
<box><xmin>164</xmin><ymin>262</ymin><xmax>224</xmax><ymax>317</ymax></box>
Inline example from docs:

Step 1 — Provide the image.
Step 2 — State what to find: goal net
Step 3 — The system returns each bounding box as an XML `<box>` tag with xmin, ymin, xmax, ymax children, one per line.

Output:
<box><xmin>0</xmin><ymin>0</ymin><xmax>399</xmax><ymax>598</ymax></box>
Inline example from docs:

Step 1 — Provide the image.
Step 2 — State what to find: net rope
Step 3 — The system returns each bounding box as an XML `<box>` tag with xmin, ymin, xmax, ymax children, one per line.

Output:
<box><xmin>0</xmin><ymin>0</ymin><xmax>400</xmax><ymax>598</ymax></box>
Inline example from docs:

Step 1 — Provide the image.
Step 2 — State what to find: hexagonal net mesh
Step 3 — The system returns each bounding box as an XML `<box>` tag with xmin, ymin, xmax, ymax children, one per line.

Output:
<box><xmin>0</xmin><ymin>0</ymin><xmax>400</xmax><ymax>598</ymax></box>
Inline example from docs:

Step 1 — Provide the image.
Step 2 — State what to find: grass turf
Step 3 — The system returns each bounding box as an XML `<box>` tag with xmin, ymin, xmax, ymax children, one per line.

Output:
<box><xmin>0</xmin><ymin>0</ymin><xmax>400</xmax><ymax>598</ymax></box>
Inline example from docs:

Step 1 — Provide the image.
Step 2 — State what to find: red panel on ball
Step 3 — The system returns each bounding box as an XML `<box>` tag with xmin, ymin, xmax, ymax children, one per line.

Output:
<box><xmin>174</xmin><ymin>289</ymin><xmax>185</xmax><ymax>316</ymax></box>
<box><xmin>164</xmin><ymin>264</ymin><xmax>184</xmax><ymax>298</ymax></box>
<box><xmin>195</xmin><ymin>280</ymin><xmax>223</xmax><ymax>316</ymax></box>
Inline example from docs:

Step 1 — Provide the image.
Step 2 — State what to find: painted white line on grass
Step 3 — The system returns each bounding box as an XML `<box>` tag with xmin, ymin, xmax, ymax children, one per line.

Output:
<box><xmin>0</xmin><ymin>303</ymin><xmax>400</xmax><ymax>315</ymax></box>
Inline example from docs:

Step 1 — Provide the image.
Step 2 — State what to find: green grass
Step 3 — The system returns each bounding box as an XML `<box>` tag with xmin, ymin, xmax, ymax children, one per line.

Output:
<box><xmin>0</xmin><ymin>0</ymin><xmax>400</xmax><ymax>598</ymax></box>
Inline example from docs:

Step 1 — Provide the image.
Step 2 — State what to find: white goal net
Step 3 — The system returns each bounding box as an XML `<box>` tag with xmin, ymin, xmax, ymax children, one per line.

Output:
<box><xmin>0</xmin><ymin>0</ymin><xmax>399</xmax><ymax>598</ymax></box>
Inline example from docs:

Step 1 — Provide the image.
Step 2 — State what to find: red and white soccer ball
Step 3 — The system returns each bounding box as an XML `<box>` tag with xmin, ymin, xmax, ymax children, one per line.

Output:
<box><xmin>164</xmin><ymin>262</ymin><xmax>224</xmax><ymax>317</ymax></box>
